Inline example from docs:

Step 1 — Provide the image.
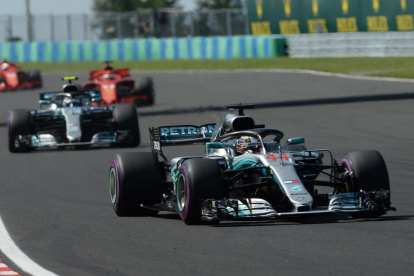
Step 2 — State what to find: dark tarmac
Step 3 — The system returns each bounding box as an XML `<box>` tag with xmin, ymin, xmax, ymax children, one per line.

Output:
<box><xmin>0</xmin><ymin>70</ymin><xmax>413</xmax><ymax>276</ymax></box>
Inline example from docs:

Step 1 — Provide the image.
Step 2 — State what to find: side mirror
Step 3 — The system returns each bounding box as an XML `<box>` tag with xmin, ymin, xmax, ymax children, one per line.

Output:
<box><xmin>286</xmin><ymin>137</ymin><xmax>305</xmax><ymax>145</ymax></box>
<box><xmin>206</xmin><ymin>142</ymin><xmax>224</xmax><ymax>150</ymax></box>
<box><xmin>92</xmin><ymin>97</ymin><xmax>103</xmax><ymax>103</ymax></box>
<box><xmin>39</xmin><ymin>100</ymin><xmax>50</xmax><ymax>109</ymax></box>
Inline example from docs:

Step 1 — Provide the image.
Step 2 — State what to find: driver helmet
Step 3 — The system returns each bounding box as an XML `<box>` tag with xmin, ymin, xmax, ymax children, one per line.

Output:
<box><xmin>62</xmin><ymin>97</ymin><xmax>81</xmax><ymax>107</ymax></box>
<box><xmin>1</xmin><ymin>63</ymin><xmax>9</xmax><ymax>71</ymax></box>
<box><xmin>62</xmin><ymin>97</ymin><xmax>72</xmax><ymax>107</ymax></box>
<box><xmin>103</xmin><ymin>73</ymin><xmax>116</xmax><ymax>80</ymax></box>
<box><xmin>235</xmin><ymin>136</ymin><xmax>262</xmax><ymax>155</ymax></box>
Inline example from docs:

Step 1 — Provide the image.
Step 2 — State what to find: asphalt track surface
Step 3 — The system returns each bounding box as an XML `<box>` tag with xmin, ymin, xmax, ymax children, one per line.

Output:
<box><xmin>0</xmin><ymin>71</ymin><xmax>413</xmax><ymax>276</ymax></box>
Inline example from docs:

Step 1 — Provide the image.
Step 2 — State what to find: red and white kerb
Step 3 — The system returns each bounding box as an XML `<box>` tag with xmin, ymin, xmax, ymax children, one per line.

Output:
<box><xmin>0</xmin><ymin>260</ymin><xmax>21</xmax><ymax>276</ymax></box>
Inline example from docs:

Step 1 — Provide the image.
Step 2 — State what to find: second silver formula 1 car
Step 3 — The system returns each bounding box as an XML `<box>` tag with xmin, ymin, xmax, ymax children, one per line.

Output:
<box><xmin>7</xmin><ymin>77</ymin><xmax>140</xmax><ymax>153</ymax></box>
<box><xmin>109</xmin><ymin>104</ymin><xmax>395</xmax><ymax>224</ymax></box>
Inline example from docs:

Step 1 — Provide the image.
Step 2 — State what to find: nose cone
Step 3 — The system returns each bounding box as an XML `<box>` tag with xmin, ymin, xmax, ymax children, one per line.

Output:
<box><xmin>101</xmin><ymin>86</ymin><xmax>117</xmax><ymax>104</ymax></box>
<box><xmin>62</xmin><ymin>107</ymin><xmax>82</xmax><ymax>143</ymax></box>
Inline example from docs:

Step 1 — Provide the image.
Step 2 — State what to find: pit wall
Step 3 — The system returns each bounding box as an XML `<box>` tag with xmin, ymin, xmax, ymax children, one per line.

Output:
<box><xmin>0</xmin><ymin>36</ymin><xmax>286</xmax><ymax>63</ymax></box>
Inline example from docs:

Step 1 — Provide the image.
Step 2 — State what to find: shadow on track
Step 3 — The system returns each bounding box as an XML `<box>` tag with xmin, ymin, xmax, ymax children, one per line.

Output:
<box><xmin>7</xmin><ymin>142</ymin><xmax>150</xmax><ymax>154</ymax></box>
<box><xmin>211</xmin><ymin>214</ymin><xmax>347</xmax><ymax>228</ymax></box>
<box><xmin>138</xmin><ymin>92</ymin><xmax>414</xmax><ymax>117</ymax></box>
<box><xmin>152</xmin><ymin>213</ymin><xmax>413</xmax><ymax>227</ymax></box>
<box><xmin>0</xmin><ymin>122</ymin><xmax>6</xmax><ymax>128</ymax></box>
<box><xmin>211</xmin><ymin>214</ymin><xmax>413</xmax><ymax>228</ymax></box>
<box><xmin>378</xmin><ymin>215</ymin><xmax>414</xmax><ymax>221</ymax></box>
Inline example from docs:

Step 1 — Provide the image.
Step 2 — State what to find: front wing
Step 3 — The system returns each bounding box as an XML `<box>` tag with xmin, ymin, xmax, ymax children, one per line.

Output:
<box><xmin>28</xmin><ymin>132</ymin><xmax>118</xmax><ymax>149</ymax></box>
<box><xmin>200</xmin><ymin>192</ymin><xmax>395</xmax><ymax>222</ymax></box>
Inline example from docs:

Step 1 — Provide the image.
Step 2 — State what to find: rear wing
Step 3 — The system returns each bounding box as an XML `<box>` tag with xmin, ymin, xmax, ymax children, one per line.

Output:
<box><xmin>88</xmin><ymin>69</ymin><xmax>130</xmax><ymax>80</ymax></box>
<box><xmin>150</xmin><ymin>124</ymin><xmax>216</xmax><ymax>156</ymax></box>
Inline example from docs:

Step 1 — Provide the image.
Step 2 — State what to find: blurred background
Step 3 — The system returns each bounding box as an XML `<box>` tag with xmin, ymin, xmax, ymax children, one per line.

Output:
<box><xmin>0</xmin><ymin>0</ymin><xmax>247</xmax><ymax>42</ymax></box>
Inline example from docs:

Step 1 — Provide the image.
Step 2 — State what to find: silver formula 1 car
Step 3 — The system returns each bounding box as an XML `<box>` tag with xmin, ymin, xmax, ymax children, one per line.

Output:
<box><xmin>109</xmin><ymin>104</ymin><xmax>395</xmax><ymax>224</ymax></box>
<box><xmin>7</xmin><ymin>77</ymin><xmax>140</xmax><ymax>153</ymax></box>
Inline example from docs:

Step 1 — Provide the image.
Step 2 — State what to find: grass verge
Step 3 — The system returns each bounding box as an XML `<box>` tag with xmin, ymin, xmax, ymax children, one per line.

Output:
<box><xmin>20</xmin><ymin>57</ymin><xmax>414</xmax><ymax>79</ymax></box>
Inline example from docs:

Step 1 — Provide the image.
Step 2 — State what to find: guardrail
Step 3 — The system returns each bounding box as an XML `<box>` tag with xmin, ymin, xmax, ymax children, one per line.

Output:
<box><xmin>0</xmin><ymin>35</ymin><xmax>286</xmax><ymax>62</ymax></box>
<box><xmin>288</xmin><ymin>32</ymin><xmax>414</xmax><ymax>57</ymax></box>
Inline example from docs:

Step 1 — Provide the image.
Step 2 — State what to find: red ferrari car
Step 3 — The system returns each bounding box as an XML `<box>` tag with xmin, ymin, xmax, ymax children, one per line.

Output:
<box><xmin>81</xmin><ymin>62</ymin><xmax>154</xmax><ymax>106</ymax></box>
<box><xmin>0</xmin><ymin>60</ymin><xmax>42</xmax><ymax>91</ymax></box>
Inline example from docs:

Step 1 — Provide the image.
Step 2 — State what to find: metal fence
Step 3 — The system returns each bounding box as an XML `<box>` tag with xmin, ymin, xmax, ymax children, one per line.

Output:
<box><xmin>287</xmin><ymin>32</ymin><xmax>414</xmax><ymax>58</ymax></box>
<box><xmin>0</xmin><ymin>9</ymin><xmax>248</xmax><ymax>43</ymax></box>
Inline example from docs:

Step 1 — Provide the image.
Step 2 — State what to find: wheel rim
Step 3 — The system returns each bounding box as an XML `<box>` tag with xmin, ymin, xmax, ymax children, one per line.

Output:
<box><xmin>14</xmin><ymin>136</ymin><xmax>20</xmax><ymax>149</ymax></box>
<box><xmin>341</xmin><ymin>158</ymin><xmax>355</xmax><ymax>192</ymax></box>
<box><xmin>7</xmin><ymin>114</ymin><xmax>13</xmax><ymax>149</ymax></box>
<box><xmin>177</xmin><ymin>174</ymin><xmax>187</xmax><ymax>212</ymax></box>
<box><xmin>109</xmin><ymin>167</ymin><xmax>117</xmax><ymax>204</ymax></box>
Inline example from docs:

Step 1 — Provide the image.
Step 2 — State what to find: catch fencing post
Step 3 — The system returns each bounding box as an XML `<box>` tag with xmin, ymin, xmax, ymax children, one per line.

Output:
<box><xmin>25</xmin><ymin>0</ymin><xmax>33</xmax><ymax>41</ymax></box>
<box><xmin>100</xmin><ymin>14</ymin><xmax>105</xmax><ymax>40</ymax></box>
<box><xmin>31</xmin><ymin>15</ymin><xmax>36</xmax><ymax>40</ymax></box>
<box><xmin>83</xmin><ymin>14</ymin><xmax>89</xmax><ymax>40</ymax></box>
<box><xmin>244</xmin><ymin>9</ymin><xmax>249</xmax><ymax>35</ymax></box>
<box><xmin>171</xmin><ymin>12</ymin><xmax>176</xmax><ymax>37</ymax></box>
<box><xmin>226</xmin><ymin>9</ymin><xmax>232</xmax><ymax>36</ymax></box>
<box><xmin>117</xmin><ymin>13</ymin><xmax>122</xmax><ymax>39</ymax></box>
<box><xmin>190</xmin><ymin>11</ymin><xmax>195</xmax><ymax>37</ymax></box>
<box><xmin>50</xmin><ymin>14</ymin><xmax>55</xmax><ymax>41</ymax></box>
<box><xmin>67</xmin><ymin>14</ymin><xmax>72</xmax><ymax>41</ymax></box>
<box><xmin>7</xmin><ymin>15</ymin><xmax>13</xmax><ymax>39</ymax></box>
<box><xmin>242</xmin><ymin>8</ymin><xmax>249</xmax><ymax>35</ymax></box>
<box><xmin>208</xmin><ymin>10</ymin><xmax>213</xmax><ymax>36</ymax></box>
<box><xmin>135</xmin><ymin>13</ymin><xmax>139</xmax><ymax>37</ymax></box>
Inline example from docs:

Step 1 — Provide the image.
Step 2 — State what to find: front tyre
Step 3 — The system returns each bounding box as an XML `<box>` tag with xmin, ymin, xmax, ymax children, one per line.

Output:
<box><xmin>8</xmin><ymin>109</ymin><xmax>33</xmax><ymax>153</ymax></box>
<box><xmin>176</xmin><ymin>159</ymin><xmax>224</xmax><ymax>225</ymax></box>
<box><xmin>341</xmin><ymin>150</ymin><xmax>390</xmax><ymax>218</ymax></box>
<box><xmin>110</xmin><ymin>152</ymin><xmax>161</xmax><ymax>216</ymax></box>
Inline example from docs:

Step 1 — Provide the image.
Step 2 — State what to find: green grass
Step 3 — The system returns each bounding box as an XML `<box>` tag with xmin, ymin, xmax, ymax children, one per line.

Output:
<box><xmin>20</xmin><ymin>57</ymin><xmax>414</xmax><ymax>79</ymax></box>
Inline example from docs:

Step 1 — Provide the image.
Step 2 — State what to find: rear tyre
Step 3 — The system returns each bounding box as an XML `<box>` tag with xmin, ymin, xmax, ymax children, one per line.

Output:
<box><xmin>134</xmin><ymin>77</ymin><xmax>155</xmax><ymax>106</ymax></box>
<box><xmin>142</xmin><ymin>77</ymin><xmax>155</xmax><ymax>106</ymax></box>
<box><xmin>176</xmin><ymin>159</ymin><xmax>224</xmax><ymax>225</ymax></box>
<box><xmin>342</xmin><ymin>150</ymin><xmax>390</xmax><ymax>218</ymax></box>
<box><xmin>8</xmin><ymin>109</ymin><xmax>33</xmax><ymax>153</ymax></box>
<box><xmin>147</xmin><ymin>88</ymin><xmax>155</xmax><ymax>106</ymax></box>
<box><xmin>28</xmin><ymin>70</ymin><xmax>42</xmax><ymax>89</ymax></box>
<box><xmin>116</xmin><ymin>86</ymin><xmax>131</xmax><ymax>100</ymax></box>
<box><xmin>110</xmin><ymin>152</ymin><xmax>161</xmax><ymax>216</ymax></box>
<box><xmin>113</xmin><ymin>104</ymin><xmax>140</xmax><ymax>147</ymax></box>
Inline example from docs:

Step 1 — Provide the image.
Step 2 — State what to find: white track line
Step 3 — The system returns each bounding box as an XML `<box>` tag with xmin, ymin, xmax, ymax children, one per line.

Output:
<box><xmin>43</xmin><ymin>68</ymin><xmax>414</xmax><ymax>83</ymax></box>
<box><xmin>143</xmin><ymin>68</ymin><xmax>414</xmax><ymax>83</ymax></box>
<box><xmin>226</xmin><ymin>68</ymin><xmax>414</xmax><ymax>83</ymax></box>
<box><xmin>0</xmin><ymin>216</ymin><xmax>58</xmax><ymax>276</ymax></box>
